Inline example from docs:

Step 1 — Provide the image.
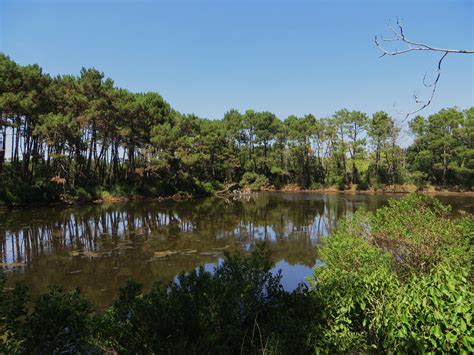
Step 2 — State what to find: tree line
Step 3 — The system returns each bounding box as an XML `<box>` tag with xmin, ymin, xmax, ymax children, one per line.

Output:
<box><xmin>0</xmin><ymin>53</ymin><xmax>472</xmax><ymax>204</ymax></box>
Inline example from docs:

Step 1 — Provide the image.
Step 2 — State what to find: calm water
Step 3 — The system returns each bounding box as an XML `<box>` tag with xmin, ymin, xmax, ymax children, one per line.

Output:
<box><xmin>1</xmin><ymin>192</ymin><xmax>473</xmax><ymax>308</ymax></box>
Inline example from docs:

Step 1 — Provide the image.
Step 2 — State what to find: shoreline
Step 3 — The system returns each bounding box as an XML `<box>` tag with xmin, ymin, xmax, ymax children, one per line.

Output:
<box><xmin>274</xmin><ymin>188</ymin><xmax>474</xmax><ymax>197</ymax></box>
<box><xmin>1</xmin><ymin>186</ymin><xmax>472</xmax><ymax>209</ymax></box>
<box><xmin>92</xmin><ymin>191</ymin><xmax>194</xmax><ymax>204</ymax></box>
<box><xmin>98</xmin><ymin>187</ymin><xmax>474</xmax><ymax>203</ymax></box>
<box><xmin>268</xmin><ymin>183</ymin><xmax>474</xmax><ymax>197</ymax></box>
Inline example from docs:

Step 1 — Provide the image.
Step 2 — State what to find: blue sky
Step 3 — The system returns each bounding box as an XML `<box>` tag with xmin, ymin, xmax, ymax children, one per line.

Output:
<box><xmin>1</xmin><ymin>0</ymin><xmax>473</xmax><ymax>130</ymax></box>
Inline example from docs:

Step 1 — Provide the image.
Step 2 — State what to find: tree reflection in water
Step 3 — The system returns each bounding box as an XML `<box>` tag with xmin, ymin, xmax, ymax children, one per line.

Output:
<box><xmin>0</xmin><ymin>192</ymin><xmax>470</xmax><ymax>307</ymax></box>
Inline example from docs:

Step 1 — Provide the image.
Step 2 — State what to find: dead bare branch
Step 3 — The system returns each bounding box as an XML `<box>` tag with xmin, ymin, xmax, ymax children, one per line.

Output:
<box><xmin>375</xmin><ymin>18</ymin><xmax>473</xmax><ymax>121</ymax></box>
<box><xmin>375</xmin><ymin>18</ymin><xmax>474</xmax><ymax>56</ymax></box>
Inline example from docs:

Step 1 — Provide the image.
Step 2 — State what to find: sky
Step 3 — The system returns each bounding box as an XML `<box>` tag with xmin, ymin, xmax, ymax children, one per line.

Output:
<box><xmin>0</xmin><ymin>0</ymin><xmax>473</xmax><ymax>138</ymax></box>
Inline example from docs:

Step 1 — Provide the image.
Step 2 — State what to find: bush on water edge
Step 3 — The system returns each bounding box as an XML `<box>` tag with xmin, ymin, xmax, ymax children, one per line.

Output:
<box><xmin>309</xmin><ymin>194</ymin><xmax>473</xmax><ymax>353</ymax></box>
<box><xmin>1</xmin><ymin>194</ymin><xmax>472</xmax><ymax>353</ymax></box>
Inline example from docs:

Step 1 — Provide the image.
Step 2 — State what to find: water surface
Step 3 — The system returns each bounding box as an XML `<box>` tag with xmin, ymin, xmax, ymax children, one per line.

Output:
<box><xmin>1</xmin><ymin>192</ymin><xmax>472</xmax><ymax>307</ymax></box>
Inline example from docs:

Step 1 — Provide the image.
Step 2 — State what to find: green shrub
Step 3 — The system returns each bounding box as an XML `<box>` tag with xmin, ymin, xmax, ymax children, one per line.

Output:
<box><xmin>190</xmin><ymin>178</ymin><xmax>221</xmax><ymax>195</ymax></box>
<box><xmin>1</xmin><ymin>243</ymin><xmax>318</xmax><ymax>354</ymax></box>
<box><xmin>95</xmin><ymin>243</ymin><xmax>317</xmax><ymax>353</ymax></box>
<box><xmin>337</xmin><ymin>181</ymin><xmax>346</xmax><ymax>191</ymax></box>
<box><xmin>74</xmin><ymin>187</ymin><xmax>93</xmax><ymax>202</ymax></box>
<box><xmin>327</xmin><ymin>174</ymin><xmax>343</xmax><ymax>187</ymax></box>
<box><xmin>269</xmin><ymin>166</ymin><xmax>290</xmax><ymax>189</ymax></box>
<box><xmin>22</xmin><ymin>287</ymin><xmax>96</xmax><ymax>354</ymax></box>
<box><xmin>374</xmin><ymin>265</ymin><xmax>473</xmax><ymax>353</ymax></box>
<box><xmin>0</xmin><ymin>282</ymin><xmax>96</xmax><ymax>354</ymax></box>
<box><xmin>0</xmin><ymin>175</ymin><xmax>62</xmax><ymax>205</ymax></box>
<box><xmin>309</xmin><ymin>194</ymin><xmax>473</xmax><ymax>353</ymax></box>
<box><xmin>371</xmin><ymin>195</ymin><xmax>469</xmax><ymax>275</ymax></box>
<box><xmin>309</xmin><ymin>212</ymin><xmax>398</xmax><ymax>352</ymax></box>
<box><xmin>240</xmin><ymin>172</ymin><xmax>269</xmax><ymax>191</ymax></box>
<box><xmin>309</xmin><ymin>182</ymin><xmax>322</xmax><ymax>190</ymax></box>
<box><xmin>410</xmin><ymin>171</ymin><xmax>429</xmax><ymax>190</ymax></box>
<box><xmin>0</xmin><ymin>276</ymin><xmax>29</xmax><ymax>353</ymax></box>
<box><xmin>356</xmin><ymin>180</ymin><xmax>370</xmax><ymax>191</ymax></box>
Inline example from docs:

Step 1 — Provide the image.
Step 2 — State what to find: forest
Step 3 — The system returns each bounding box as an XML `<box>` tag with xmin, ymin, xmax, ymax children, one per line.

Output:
<box><xmin>0</xmin><ymin>52</ymin><xmax>473</xmax><ymax>205</ymax></box>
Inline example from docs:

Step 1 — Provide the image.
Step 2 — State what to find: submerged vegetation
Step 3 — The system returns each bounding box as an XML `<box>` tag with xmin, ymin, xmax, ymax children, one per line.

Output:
<box><xmin>1</xmin><ymin>195</ymin><xmax>472</xmax><ymax>353</ymax></box>
<box><xmin>0</xmin><ymin>53</ymin><xmax>473</xmax><ymax>205</ymax></box>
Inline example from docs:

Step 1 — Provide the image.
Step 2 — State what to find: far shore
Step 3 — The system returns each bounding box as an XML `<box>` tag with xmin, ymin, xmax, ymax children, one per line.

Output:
<box><xmin>98</xmin><ymin>186</ymin><xmax>474</xmax><ymax>204</ymax></box>
<box><xmin>271</xmin><ymin>187</ymin><xmax>474</xmax><ymax>197</ymax></box>
<box><xmin>1</xmin><ymin>185</ymin><xmax>472</xmax><ymax>209</ymax></box>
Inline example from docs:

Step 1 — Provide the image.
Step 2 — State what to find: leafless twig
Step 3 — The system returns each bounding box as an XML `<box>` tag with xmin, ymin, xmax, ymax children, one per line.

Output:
<box><xmin>375</xmin><ymin>18</ymin><xmax>473</xmax><ymax>121</ymax></box>
<box><xmin>375</xmin><ymin>18</ymin><xmax>474</xmax><ymax>57</ymax></box>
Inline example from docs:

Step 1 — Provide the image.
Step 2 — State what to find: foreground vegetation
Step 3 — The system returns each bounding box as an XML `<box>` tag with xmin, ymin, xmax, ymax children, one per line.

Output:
<box><xmin>1</xmin><ymin>53</ymin><xmax>473</xmax><ymax>205</ymax></box>
<box><xmin>1</xmin><ymin>195</ymin><xmax>472</xmax><ymax>353</ymax></box>
<box><xmin>310</xmin><ymin>194</ymin><xmax>473</xmax><ymax>353</ymax></box>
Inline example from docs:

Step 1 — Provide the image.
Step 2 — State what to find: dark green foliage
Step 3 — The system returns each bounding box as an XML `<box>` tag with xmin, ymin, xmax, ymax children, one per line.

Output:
<box><xmin>0</xmin><ymin>276</ymin><xmax>29</xmax><ymax>353</ymax></box>
<box><xmin>1</xmin><ymin>53</ymin><xmax>472</xmax><ymax>205</ymax></box>
<box><xmin>240</xmin><ymin>171</ymin><xmax>269</xmax><ymax>191</ymax></box>
<box><xmin>356</xmin><ymin>180</ymin><xmax>370</xmax><ymax>190</ymax></box>
<box><xmin>408</xmin><ymin>108</ymin><xmax>474</xmax><ymax>187</ymax></box>
<box><xmin>0</xmin><ymin>280</ymin><xmax>96</xmax><ymax>353</ymax></box>
<box><xmin>95</xmin><ymin>243</ymin><xmax>318</xmax><ymax>353</ymax></box>
<box><xmin>22</xmin><ymin>288</ymin><xmax>96</xmax><ymax>354</ymax></box>
<box><xmin>1</xmin><ymin>243</ymin><xmax>318</xmax><ymax>354</ymax></box>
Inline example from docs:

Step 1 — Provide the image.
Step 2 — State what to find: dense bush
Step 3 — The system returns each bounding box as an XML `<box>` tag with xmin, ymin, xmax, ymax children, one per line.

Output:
<box><xmin>97</xmin><ymin>244</ymin><xmax>320</xmax><ymax>353</ymax></box>
<box><xmin>240</xmin><ymin>172</ymin><xmax>270</xmax><ymax>191</ymax></box>
<box><xmin>1</xmin><ymin>243</ymin><xmax>318</xmax><ymax>354</ymax></box>
<box><xmin>309</xmin><ymin>194</ymin><xmax>473</xmax><ymax>353</ymax></box>
<box><xmin>0</xmin><ymin>173</ymin><xmax>62</xmax><ymax>205</ymax></box>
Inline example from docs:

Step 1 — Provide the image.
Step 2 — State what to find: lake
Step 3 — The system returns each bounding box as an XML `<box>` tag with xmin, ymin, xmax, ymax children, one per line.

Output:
<box><xmin>1</xmin><ymin>192</ymin><xmax>473</xmax><ymax>308</ymax></box>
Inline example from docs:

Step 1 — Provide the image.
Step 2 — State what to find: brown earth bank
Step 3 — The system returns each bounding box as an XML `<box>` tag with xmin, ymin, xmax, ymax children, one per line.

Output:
<box><xmin>266</xmin><ymin>184</ymin><xmax>474</xmax><ymax>196</ymax></box>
